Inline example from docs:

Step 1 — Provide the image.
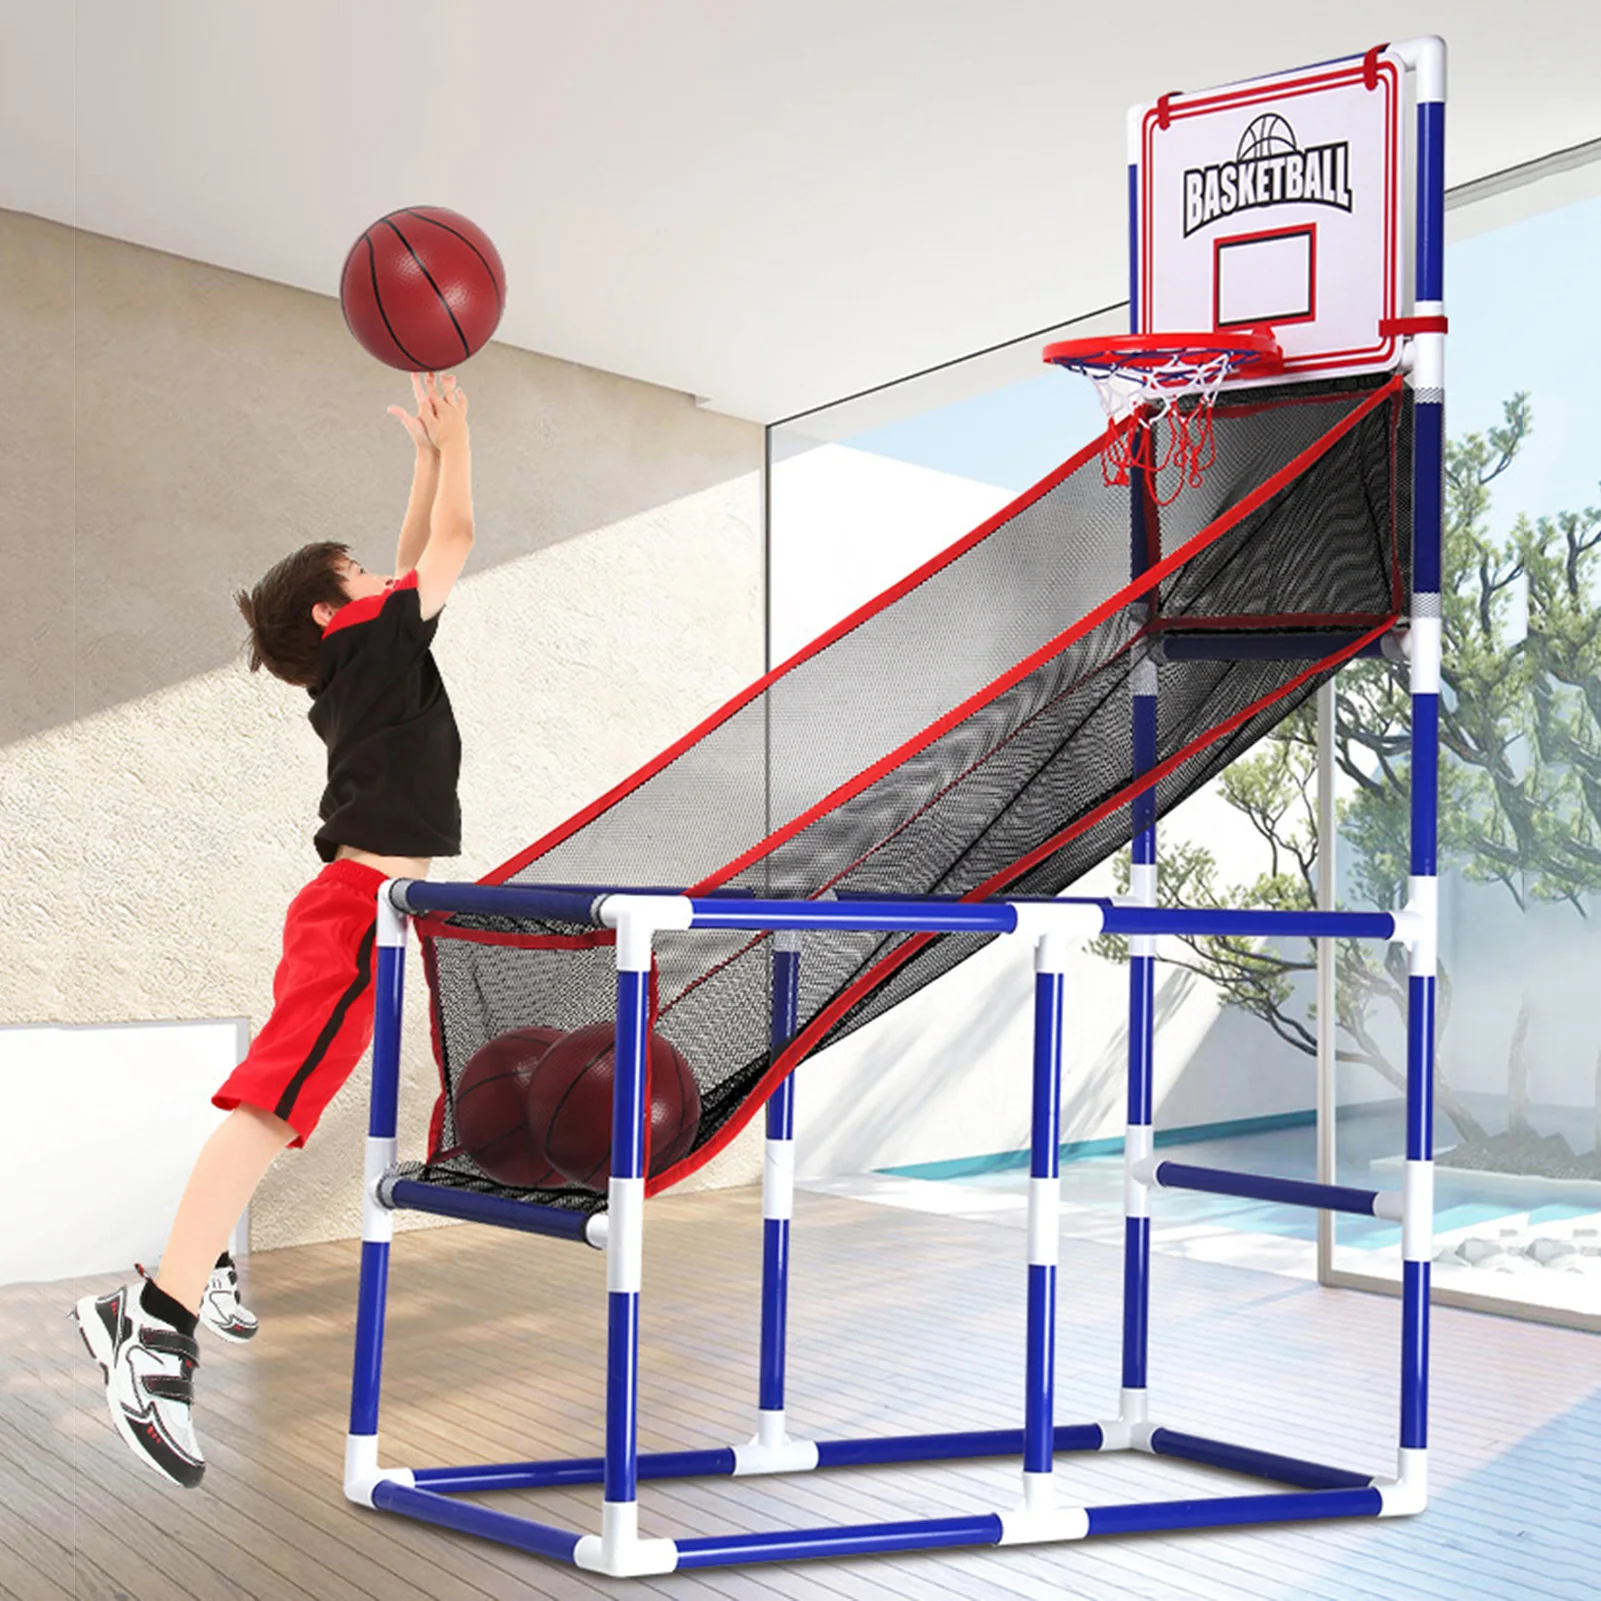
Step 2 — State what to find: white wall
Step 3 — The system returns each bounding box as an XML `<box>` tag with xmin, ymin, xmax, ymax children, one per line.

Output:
<box><xmin>0</xmin><ymin>1021</ymin><xmax>249</xmax><ymax>1287</ymax></box>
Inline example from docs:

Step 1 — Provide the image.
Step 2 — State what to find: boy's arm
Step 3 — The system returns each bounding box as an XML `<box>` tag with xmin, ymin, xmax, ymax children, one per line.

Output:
<box><xmin>413</xmin><ymin>374</ymin><xmax>474</xmax><ymax>622</ymax></box>
<box><xmin>388</xmin><ymin>373</ymin><xmax>440</xmax><ymax>575</ymax></box>
<box><xmin>394</xmin><ymin>443</ymin><xmax>441</xmax><ymax>575</ymax></box>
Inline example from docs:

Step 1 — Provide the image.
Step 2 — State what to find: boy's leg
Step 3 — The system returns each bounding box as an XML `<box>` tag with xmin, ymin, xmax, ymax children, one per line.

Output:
<box><xmin>155</xmin><ymin>1103</ymin><xmax>296</xmax><ymax>1313</ymax></box>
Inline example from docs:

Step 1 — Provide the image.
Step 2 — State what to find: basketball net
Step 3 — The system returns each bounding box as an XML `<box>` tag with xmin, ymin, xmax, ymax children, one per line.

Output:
<box><xmin>1092</xmin><ymin>352</ymin><xmax>1237</xmax><ymax>505</ymax></box>
<box><xmin>1044</xmin><ymin>331</ymin><xmax>1283</xmax><ymax>506</ymax></box>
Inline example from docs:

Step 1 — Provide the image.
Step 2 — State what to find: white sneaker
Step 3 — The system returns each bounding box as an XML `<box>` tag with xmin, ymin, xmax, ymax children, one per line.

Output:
<box><xmin>73</xmin><ymin>1282</ymin><xmax>205</xmax><ymax>1489</ymax></box>
<box><xmin>198</xmin><ymin>1257</ymin><xmax>259</xmax><ymax>1343</ymax></box>
<box><xmin>136</xmin><ymin>1258</ymin><xmax>258</xmax><ymax>1343</ymax></box>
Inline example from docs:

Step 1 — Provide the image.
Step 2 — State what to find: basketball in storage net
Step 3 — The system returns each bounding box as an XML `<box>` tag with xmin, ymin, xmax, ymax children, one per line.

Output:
<box><xmin>406</xmin><ymin>373</ymin><xmax>1411</xmax><ymax>1214</ymax></box>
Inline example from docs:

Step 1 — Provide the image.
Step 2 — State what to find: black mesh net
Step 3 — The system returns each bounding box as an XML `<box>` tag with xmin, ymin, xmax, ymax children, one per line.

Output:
<box><xmin>407</xmin><ymin>374</ymin><xmax>1411</xmax><ymax>1212</ymax></box>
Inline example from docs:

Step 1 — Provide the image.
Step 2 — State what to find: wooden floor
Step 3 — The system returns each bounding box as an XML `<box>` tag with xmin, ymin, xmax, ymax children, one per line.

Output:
<box><xmin>5</xmin><ymin>1184</ymin><xmax>1601</xmax><ymax>1600</ymax></box>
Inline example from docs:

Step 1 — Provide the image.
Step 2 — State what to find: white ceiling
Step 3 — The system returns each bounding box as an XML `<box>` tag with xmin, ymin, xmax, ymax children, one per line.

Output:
<box><xmin>6</xmin><ymin>1</ymin><xmax>1600</xmax><ymax>422</ymax></box>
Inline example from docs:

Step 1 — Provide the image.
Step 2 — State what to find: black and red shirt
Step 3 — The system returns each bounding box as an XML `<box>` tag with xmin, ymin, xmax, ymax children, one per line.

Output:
<box><xmin>308</xmin><ymin>570</ymin><xmax>462</xmax><ymax>863</ymax></box>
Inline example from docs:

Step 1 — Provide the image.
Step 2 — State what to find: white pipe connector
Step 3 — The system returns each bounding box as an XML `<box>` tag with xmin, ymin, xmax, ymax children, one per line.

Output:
<box><xmin>596</xmin><ymin>894</ymin><xmax>695</xmax><ymax>973</ymax></box>
<box><xmin>1408</xmin><ymin>615</ymin><xmax>1443</xmax><ymax>695</ymax></box>
<box><xmin>1377</xmin><ymin>1447</ymin><xmax>1428</xmax><ymax>1516</ymax></box>
<box><xmin>1097</xmin><ymin>1389</ymin><xmax>1154</xmax><ymax>1453</ymax></box>
<box><xmin>1402</xmin><ymin>1159</ymin><xmax>1435</xmax><ymax>1261</ymax></box>
<box><xmin>997</xmin><ymin>1473</ymin><xmax>1090</xmax><ymax>1546</ymax></box>
<box><xmin>1012</xmin><ymin>901</ymin><xmax>1105</xmax><ymax>944</ymax></box>
<box><xmin>1395</xmin><ymin>36</ymin><xmax>1446</xmax><ymax>104</ymax></box>
<box><xmin>606</xmin><ymin>1178</ymin><xmax>645</xmax><ymax>1294</ymax></box>
<box><xmin>363</xmin><ymin>1136</ymin><xmax>397</xmax><ymax>1244</ymax></box>
<box><xmin>573</xmin><ymin>1503</ymin><xmax>678</xmax><ymax>1576</ymax></box>
<box><xmin>731</xmin><ymin>1411</ymin><xmax>820</xmax><ymax>1476</ymax></box>
<box><xmin>376</xmin><ymin>881</ymin><xmax>409</xmax><ymax>948</ymax></box>
<box><xmin>1125</xmin><ymin>1126</ymin><xmax>1155</xmax><ymax>1219</ymax></box>
<box><xmin>343</xmin><ymin>1434</ymin><xmax>415</xmax><ymax>1507</ymax></box>
<box><xmin>1389</xmin><ymin>875</ymin><xmax>1439</xmax><ymax>975</ymax></box>
<box><xmin>762</xmin><ymin>1137</ymin><xmax>796</xmax><ymax>1222</ymax></box>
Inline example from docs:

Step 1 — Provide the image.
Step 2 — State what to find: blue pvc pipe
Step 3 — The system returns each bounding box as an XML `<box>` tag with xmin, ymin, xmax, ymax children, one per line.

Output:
<box><xmin>688</xmin><ymin>899</ymin><xmax>1018</xmax><ymax>935</ymax></box>
<box><xmin>611</xmin><ymin>969</ymin><xmax>650</xmax><ymax>1183</ymax></box>
<box><xmin>383</xmin><ymin>1180</ymin><xmax>596</xmax><ymax>1243</ymax></box>
<box><xmin>603</xmin><ymin>964</ymin><xmax>651</xmax><ymax>1510</ymax></box>
<box><xmin>348</xmin><ymin>1240</ymin><xmax>390</xmax><ymax>1438</ymax></box>
<box><xmin>1121</xmin><ymin>1216</ymin><xmax>1150</xmax><ymax>1391</ymax></box>
<box><xmin>828</xmin><ymin>888</ymin><xmax>1112</xmax><ymax>907</ymax></box>
<box><xmin>1024</xmin><ymin>1265</ymin><xmax>1057</xmax><ymax>1475</ymax></box>
<box><xmin>392</xmin><ymin>878</ymin><xmax>608</xmax><ymax>925</ymax></box>
<box><xmin>1025</xmin><ymin>969</ymin><xmax>1064</xmax><ymax>1475</ymax></box>
<box><xmin>1127</xmin><ymin>957</ymin><xmax>1154</xmax><ymax>1129</ymax></box>
<box><xmin>1406</xmin><ymin>975</ymin><xmax>1436</xmax><ymax>1162</ymax></box>
<box><xmin>1084</xmin><ymin>1486</ymin><xmax>1383</xmax><ymax>1536</ymax></box>
<box><xmin>1417</xmin><ymin>101</ymin><xmax>1446</xmax><ymax>304</ymax></box>
<box><xmin>1402</xmin><ymin>1260</ymin><xmax>1430</xmax><ymax>1450</ymax></box>
<box><xmin>1132</xmin><ymin>684</ymin><xmax>1158</xmax><ymax>850</ymax></box>
<box><xmin>813</xmin><ymin>1425</ymin><xmax>1104</xmax><ymax>1469</ymax></box>
<box><xmin>708</xmin><ymin>893</ymin><xmax>1396</xmax><ymax>944</ymax></box>
<box><xmin>758</xmin><ymin>1219</ymin><xmax>789</xmax><ymax>1414</ymax></box>
<box><xmin>371</xmin><ymin>1480</ymin><xmax>582</xmax><ymax>1562</ymax></box>
<box><xmin>350</xmin><ymin>937</ymin><xmax>405</xmax><ymax>1438</ymax></box>
<box><xmin>1099</xmin><ymin>906</ymin><xmax>1396</xmax><ymax>940</ymax></box>
<box><xmin>1411</xmin><ymin>406</ymin><xmax>1444</xmax><ymax>599</ymax></box>
<box><xmin>604</xmin><ymin>1293</ymin><xmax>640</xmax><ymax>1505</ymax></box>
<box><xmin>1409</xmin><ymin>694</ymin><xmax>1440</xmax><ymax>877</ymax></box>
<box><xmin>1156</xmin><ymin>631</ymin><xmax>1390</xmax><ymax>662</ymax></box>
<box><xmin>766</xmin><ymin>1076</ymin><xmax>796</xmax><ymax>1142</ymax></box>
<box><xmin>413</xmin><ymin>1447</ymin><xmax>739</xmax><ymax>1492</ymax></box>
<box><xmin>760</xmin><ymin>944</ymin><xmax>801</xmax><ymax>1414</ymax></box>
<box><xmin>1031</xmin><ymin>973</ymin><xmax>1064</xmax><ymax>1183</ymax></box>
<box><xmin>674</xmin><ymin>1515</ymin><xmax>1005</xmax><ymax>1568</ymax></box>
<box><xmin>367</xmin><ymin>941</ymin><xmax>404</xmax><ymax>1141</ymax></box>
<box><xmin>1148</xmin><ymin>1430</ymin><xmax>1375</xmax><ymax>1491</ymax></box>
<box><xmin>1153</xmin><ymin>1162</ymin><xmax>1388</xmax><ymax>1216</ymax></box>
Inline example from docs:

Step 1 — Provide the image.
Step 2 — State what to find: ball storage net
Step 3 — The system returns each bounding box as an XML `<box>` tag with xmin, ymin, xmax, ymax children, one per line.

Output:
<box><xmin>406</xmin><ymin>373</ymin><xmax>1411</xmax><ymax>1212</ymax></box>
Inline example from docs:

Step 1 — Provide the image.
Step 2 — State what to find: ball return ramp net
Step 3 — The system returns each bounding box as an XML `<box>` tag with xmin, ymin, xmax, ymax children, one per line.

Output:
<box><xmin>408</xmin><ymin>371</ymin><xmax>1410</xmax><ymax>1208</ymax></box>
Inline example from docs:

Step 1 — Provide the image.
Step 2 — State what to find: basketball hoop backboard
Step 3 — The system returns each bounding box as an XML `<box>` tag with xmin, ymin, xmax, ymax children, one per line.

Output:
<box><xmin>1136</xmin><ymin>48</ymin><xmax>1410</xmax><ymax>380</ymax></box>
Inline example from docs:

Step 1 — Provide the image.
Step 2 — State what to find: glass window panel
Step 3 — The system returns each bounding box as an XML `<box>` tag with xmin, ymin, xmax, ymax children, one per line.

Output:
<box><xmin>1332</xmin><ymin>176</ymin><xmax>1601</xmax><ymax>1327</ymax></box>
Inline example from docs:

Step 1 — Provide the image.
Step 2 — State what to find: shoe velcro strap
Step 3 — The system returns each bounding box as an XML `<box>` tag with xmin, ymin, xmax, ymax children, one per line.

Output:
<box><xmin>142</xmin><ymin>1373</ymin><xmax>194</xmax><ymax>1404</ymax></box>
<box><xmin>144</xmin><ymin>1327</ymin><xmax>200</xmax><ymax>1363</ymax></box>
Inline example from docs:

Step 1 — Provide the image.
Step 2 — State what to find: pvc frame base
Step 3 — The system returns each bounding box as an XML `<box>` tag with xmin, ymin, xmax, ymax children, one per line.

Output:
<box><xmin>355</xmin><ymin>1424</ymin><xmax>1405</xmax><ymax>1576</ymax></box>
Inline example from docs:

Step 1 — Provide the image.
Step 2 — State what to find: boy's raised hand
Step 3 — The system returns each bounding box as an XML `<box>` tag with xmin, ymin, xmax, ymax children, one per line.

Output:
<box><xmin>387</xmin><ymin>372</ymin><xmax>468</xmax><ymax>450</ymax></box>
<box><xmin>387</xmin><ymin>372</ymin><xmax>436</xmax><ymax>450</ymax></box>
<box><xmin>418</xmin><ymin>372</ymin><xmax>469</xmax><ymax>451</ymax></box>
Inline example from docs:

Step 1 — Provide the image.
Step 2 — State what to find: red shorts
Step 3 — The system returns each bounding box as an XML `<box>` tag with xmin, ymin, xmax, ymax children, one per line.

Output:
<box><xmin>213</xmin><ymin>858</ymin><xmax>387</xmax><ymax>1148</ymax></box>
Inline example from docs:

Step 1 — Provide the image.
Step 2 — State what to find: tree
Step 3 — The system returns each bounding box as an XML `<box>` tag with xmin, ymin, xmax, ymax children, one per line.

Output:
<box><xmin>1093</xmin><ymin>395</ymin><xmax>1601</xmax><ymax>1164</ymax></box>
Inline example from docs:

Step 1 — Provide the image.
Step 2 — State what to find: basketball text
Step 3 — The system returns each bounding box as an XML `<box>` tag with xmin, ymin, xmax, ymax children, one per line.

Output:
<box><xmin>1182</xmin><ymin>140</ymin><xmax>1352</xmax><ymax>237</ymax></box>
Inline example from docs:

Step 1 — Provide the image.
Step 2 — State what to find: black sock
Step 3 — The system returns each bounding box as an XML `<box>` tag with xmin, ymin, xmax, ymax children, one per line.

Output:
<box><xmin>214</xmin><ymin>1250</ymin><xmax>232</xmax><ymax>1270</ymax></box>
<box><xmin>140</xmin><ymin>1277</ymin><xmax>200</xmax><ymax>1339</ymax></box>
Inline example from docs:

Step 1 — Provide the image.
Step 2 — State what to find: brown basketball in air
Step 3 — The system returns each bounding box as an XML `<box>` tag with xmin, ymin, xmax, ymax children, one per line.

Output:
<box><xmin>340</xmin><ymin>206</ymin><xmax>506</xmax><ymax>371</ymax></box>
<box><xmin>452</xmin><ymin>1027</ymin><xmax>564</xmax><ymax>1188</ymax></box>
<box><xmin>526</xmin><ymin>1023</ymin><xmax>701</xmax><ymax>1193</ymax></box>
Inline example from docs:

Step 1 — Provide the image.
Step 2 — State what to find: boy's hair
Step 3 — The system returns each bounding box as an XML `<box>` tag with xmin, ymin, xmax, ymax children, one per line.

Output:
<box><xmin>235</xmin><ymin>541</ymin><xmax>351</xmax><ymax>688</ymax></box>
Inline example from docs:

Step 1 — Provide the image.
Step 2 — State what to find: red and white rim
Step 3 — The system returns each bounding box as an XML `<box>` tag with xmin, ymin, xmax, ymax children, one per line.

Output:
<box><xmin>1042</xmin><ymin>328</ymin><xmax>1283</xmax><ymax>386</ymax></box>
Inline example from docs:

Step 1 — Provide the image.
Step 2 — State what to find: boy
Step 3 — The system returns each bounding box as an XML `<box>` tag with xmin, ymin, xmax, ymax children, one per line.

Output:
<box><xmin>73</xmin><ymin>370</ymin><xmax>475</xmax><ymax>1489</ymax></box>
